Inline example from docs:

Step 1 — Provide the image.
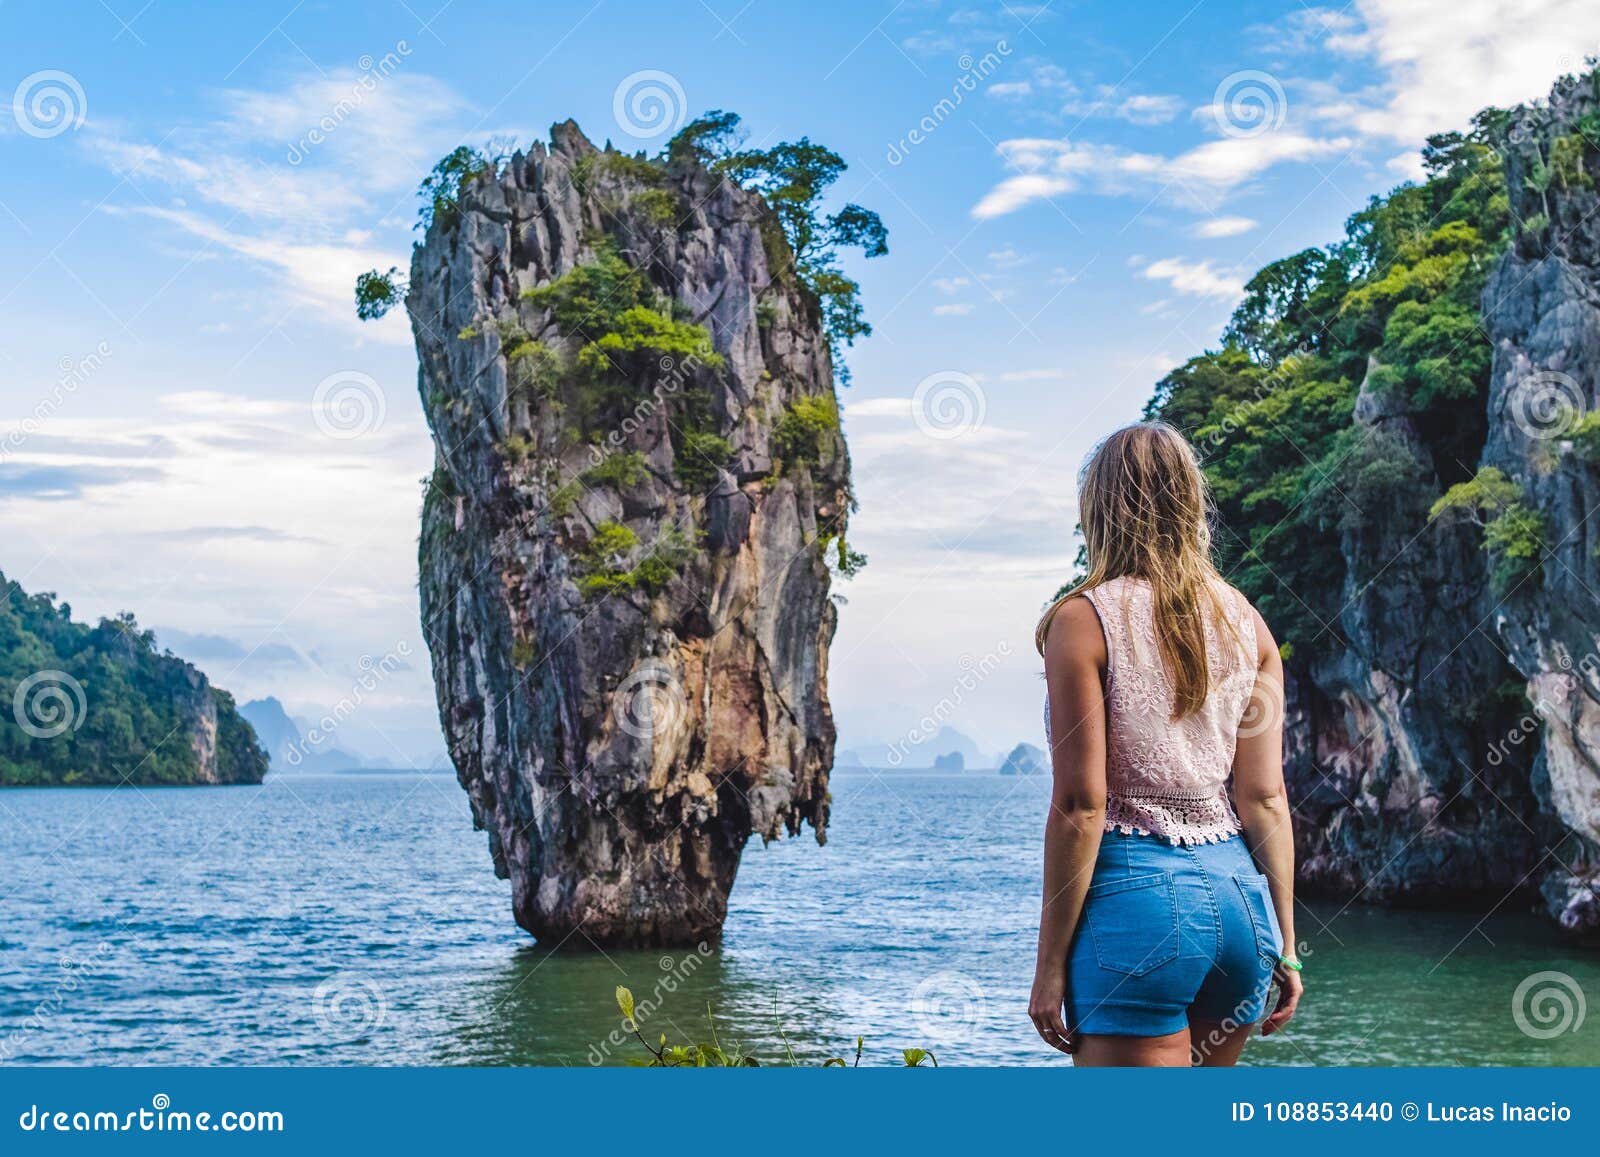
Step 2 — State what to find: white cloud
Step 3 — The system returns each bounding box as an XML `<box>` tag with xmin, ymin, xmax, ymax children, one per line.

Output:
<box><xmin>971</xmin><ymin>132</ymin><xmax>1351</xmax><ymax>218</ymax></box>
<box><xmin>933</xmin><ymin>303</ymin><xmax>975</xmax><ymax>316</ymax></box>
<box><xmin>1386</xmin><ymin>150</ymin><xmax>1427</xmax><ymax>182</ymax></box>
<box><xmin>1140</xmin><ymin>257</ymin><xmax>1246</xmax><ymax>300</ymax></box>
<box><xmin>1113</xmin><ymin>93</ymin><xmax>1184</xmax><ymax>125</ymax></box>
<box><xmin>842</xmin><ymin>397</ymin><xmax>913</xmax><ymax>420</ymax></box>
<box><xmin>1191</xmin><ymin>216</ymin><xmax>1258</xmax><ymax>238</ymax></box>
<box><xmin>932</xmin><ymin>276</ymin><xmax>971</xmax><ymax>294</ymax></box>
<box><xmin>1332</xmin><ymin>0</ymin><xmax>1600</xmax><ymax>142</ymax></box>
<box><xmin>987</xmin><ymin>80</ymin><xmax>1033</xmax><ymax>99</ymax></box>
<box><xmin>80</xmin><ymin>69</ymin><xmax>473</xmax><ymax>339</ymax></box>
<box><xmin>972</xmin><ymin>173</ymin><xmax>1079</xmax><ymax>219</ymax></box>
<box><xmin>106</xmin><ymin>205</ymin><xmax>414</xmax><ymax>344</ymax></box>
<box><xmin>1251</xmin><ymin>6</ymin><xmax>1364</xmax><ymax>54</ymax></box>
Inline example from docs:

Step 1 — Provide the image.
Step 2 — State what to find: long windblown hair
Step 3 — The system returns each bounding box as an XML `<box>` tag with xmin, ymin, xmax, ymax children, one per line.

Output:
<box><xmin>1035</xmin><ymin>421</ymin><xmax>1237</xmax><ymax>719</ymax></box>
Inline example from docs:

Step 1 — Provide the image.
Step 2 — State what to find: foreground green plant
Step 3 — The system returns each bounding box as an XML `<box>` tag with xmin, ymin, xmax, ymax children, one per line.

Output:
<box><xmin>613</xmin><ymin>986</ymin><xmax>937</xmax><ymax>1068</ymax></box>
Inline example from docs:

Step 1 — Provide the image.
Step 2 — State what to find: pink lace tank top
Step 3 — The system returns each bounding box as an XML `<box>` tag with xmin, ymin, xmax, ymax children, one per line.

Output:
<box><xmin>1044</xmin><ymin>575</ymin><xmax>1259</xmax><ymax>844</ymax></box>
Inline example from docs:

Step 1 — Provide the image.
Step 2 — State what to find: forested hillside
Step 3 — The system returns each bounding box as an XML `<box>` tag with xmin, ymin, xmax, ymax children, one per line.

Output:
<box><xmin>0</xmin><ymin>573</ymin><xmax>267</xmax><ymax>786</ymax></box>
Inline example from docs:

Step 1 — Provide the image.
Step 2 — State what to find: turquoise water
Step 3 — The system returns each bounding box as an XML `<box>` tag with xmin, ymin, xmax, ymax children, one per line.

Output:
<box><xmin>1</xmin><ymin>769</ymin><xmax>1595</xmax><ymax>1066</ymax></box>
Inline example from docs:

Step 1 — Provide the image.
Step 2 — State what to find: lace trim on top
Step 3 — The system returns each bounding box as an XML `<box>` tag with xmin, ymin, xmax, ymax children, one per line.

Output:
<box><xmin>1105</xmin><ymin>788</ymin><xmax>1242</xmax><ymax>846</ymax></box>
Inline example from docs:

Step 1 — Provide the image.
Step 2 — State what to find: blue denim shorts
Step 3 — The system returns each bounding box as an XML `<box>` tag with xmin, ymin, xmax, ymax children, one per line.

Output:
<box><xmin>1066</xmin><ymin>830</ymin><xmax>1282</xmax><ymax>1037</ymax></box>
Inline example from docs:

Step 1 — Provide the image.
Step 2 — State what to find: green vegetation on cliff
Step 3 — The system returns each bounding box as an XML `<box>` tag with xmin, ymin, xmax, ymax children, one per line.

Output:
<box><xmin>1146</xmin><ymin>111</ymin><xmax>1525</xmax><ymax>658</ymax></box>
<box><xmin>0</xmin><ymin>573</ymin><xmax>267</xmax><ymax>786</ymax></box>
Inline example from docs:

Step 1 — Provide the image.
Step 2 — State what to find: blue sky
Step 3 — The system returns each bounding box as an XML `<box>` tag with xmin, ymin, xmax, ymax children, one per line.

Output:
<box><xmin>3</xmin><ymin>0</ymin><xmax>1597</xmax><ymax>764</ymax></box>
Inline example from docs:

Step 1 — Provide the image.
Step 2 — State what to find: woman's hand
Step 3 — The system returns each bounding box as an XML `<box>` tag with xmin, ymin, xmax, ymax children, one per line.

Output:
<box><xmin>1261</xmin><ymin>962</ymin><xmax>1303</xmax><ymax>1036</ymax></box>
<box><xmin>1029</xmin><ymin>965</ymin><xmax>1075</xmax><ymax>1054</ymax></box>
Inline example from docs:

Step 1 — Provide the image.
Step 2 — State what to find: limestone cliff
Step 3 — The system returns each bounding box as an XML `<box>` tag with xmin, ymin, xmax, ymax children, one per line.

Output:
<box><xmin>1277</xmin><ymin>74</ymin><xmax>1600</xmax><ymax>937</ymax></box>
<box><xmin>406</xmin><ymin>123</ymin><xmax>852</xmax><ymax>947</ymax></box>
<box><xmin>1478</xmin><ymin>74</ymin><xmax>1600</xmax><ymax>936</ymax></box>
<box><xmin>1151</xmin><ymin>68</ymin><xmax>1600</xmax><ymax>939</ymax></box>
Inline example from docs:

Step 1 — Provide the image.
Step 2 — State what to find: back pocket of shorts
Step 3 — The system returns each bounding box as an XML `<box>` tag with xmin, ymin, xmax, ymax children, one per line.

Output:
<box><xmin>1233</xmin><ymin>873</ymin><xmax>1282</xmax><ymax>964</ymax></box>
<box><xmin>1084</xmin><ymin>872</ymin><xmax>1179</xmax><ymax>976</ymax></box>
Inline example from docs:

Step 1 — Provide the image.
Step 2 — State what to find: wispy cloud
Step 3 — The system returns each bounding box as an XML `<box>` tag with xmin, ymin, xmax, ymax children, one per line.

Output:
<box><xmin>80</xmin><ymin>68</ymin><xmax>473</xmax><ymax>339</ymax></box>
<box><xmin>971</xmin><ymin>132</ymin><xmax>1352</xmax><ymax>218</ymax></box>
<box><xmin>1190</xmin><ymin>215</ymin><xmax>1258</xmax><ymax>239</ymax></box>
<box><xmin>1140</xmin><ymin>256</ymin><xmax>1246</xmax><ymax>300</ymax></box>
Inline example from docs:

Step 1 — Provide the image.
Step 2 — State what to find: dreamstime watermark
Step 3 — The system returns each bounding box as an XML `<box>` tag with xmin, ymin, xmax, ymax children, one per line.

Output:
<box><xmin>1485</xmin><ymin>643</ymin><xmax>1600</xmax><ymax>768</ymax></box>
<box><xmin>1198</xmin><ymin>342</ymin><xmax>1311</xmax><ymax>454</ymax></box>
<box><xmin>886</xmin><ymin>41</ymin><xmax>1012</xmax><ymax>165</ymax></box>
<box><xmin>1511</xmin><ymin>970</ymin><xmax>1586</xmax><ymax>1039</ymax></box>
<box><xmin>1211</xmin><ymin>70</ymin><xmax>1286</xmax><ymax>139</ymax></box>
<box><xmin>612</xmin><ymin>70</ymin><xmax>686</xmax><ymax>141</ymax></box>
<box><xmin>283</xmin><ymin>643</ymin><xmax>412</xmax><ymax>767</ymax></box>
<box><xmin>1</xmin><ymin>341</ymin><xmax>113</xmax><ymax>462</ymax></box>
<box><xmin>12</xmin><ymin>70</ymin><xmax>86</xmax><ymax>138</ymax></box>
<box><xmin>885</xmin><ymin>643</ymin><xmax>1011</xmax><ymax>767</ymax></box>
<box><xmin>1237</xmin><ymin>670</ymin><xmax>1286</xmax><ymax>740</ymax></box>
<box><xmin>286</xmin><ymin>41</ymin><xmax>412</xmax><ymax>165</ymax></box>
<box><xmin>12</xmin><ymin>670</ymin><xmax>87</xmax><ymax>739</ymax></box>
<box><xmin>312</xmin><ymin>370</ymin><xmax>386</xmax><ymax>439</ymax></box>
<box><xmin>585</xmin><ymin>352</ymin><xmax>708</xmax><ymax>471</ymax></box>
<box><xmin>612</xmin><ymin>660</ymin><xmax>687</xmax><ymax>741</ymax></box>
<box><xmin>17</xmin><ymin>1094</ymin><xmax>283</xmax><ymax>1135</ymax></box>
<box><xmin>0</xmin><ymin>943</ymin><xmax>115</xmax><ymax>1062</ymax></box>
<box><xmin>587</xmin><ymin>943</ymin><xmax>714</xmax><ymax>1064</ymax></box>
<box><xmin>311</xmin><ymin>972</ymin><xmax>387</xmax><ymax>1038</ymax></box>
<box><xmin>910</xmin><ymin>970</ymin><xmax>987</xmax><ymax>1043</ymax></box>
<box><xmin>1509</xmin><ymin>368</ymin><xmax>1587</xmax><ymax>440</ymax></box>
<box><xmin>1189</xmin><ymin>938</ymin><xmax>1313</xmax><ymax>1063</ymax></box>
<box><xmin>911</xmin><ymin>370</ymin><xmax>986</xmax><ymax>441</ymax></box>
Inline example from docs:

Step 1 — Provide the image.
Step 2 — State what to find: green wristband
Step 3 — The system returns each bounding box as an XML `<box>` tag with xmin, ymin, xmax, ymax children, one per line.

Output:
<box><xmin>1277</xmin><ymin>955</ymin><xmax>1303</xmax><ymax>972</ymax></box>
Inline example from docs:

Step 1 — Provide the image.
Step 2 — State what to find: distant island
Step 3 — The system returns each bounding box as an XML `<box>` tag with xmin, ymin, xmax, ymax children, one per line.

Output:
<box><xmin>239</xmin><ymin>695</ymin><xmax>377</xmax><ymax>773</ymax></box>
<box><xmin>998</xmin><ymin>743</ymin><xmax>1046</xmax><ymax>777</ymax></box>
<box><xmin>0</xmin><ymin>571</ymin><xmax>267</xmax><ymax>786</ymax></box>
<box><xmin>834</xmin><ymin>726</ymin><xmax>1053</xmax><ymax>773</ymax></box>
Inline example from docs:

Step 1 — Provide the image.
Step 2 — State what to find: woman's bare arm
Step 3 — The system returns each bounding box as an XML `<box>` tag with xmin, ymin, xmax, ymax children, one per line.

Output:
<box><xmin>1232</xmin><ymin>605</ymin><xmax>1302</xmax><ymax>1035</ymax></box>
<box><xmin>1029</xmin><ymin>597</ymin><xmax>1108</xmax><ymax>1054</ymax></box>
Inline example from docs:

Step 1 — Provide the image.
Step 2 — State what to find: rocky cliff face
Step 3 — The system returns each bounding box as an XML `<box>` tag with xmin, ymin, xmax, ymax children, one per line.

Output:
<box><xmin>1280</xmin><ymin>74</ymin><xmax>1600</xmax><ymax>939</ymax></box>
<box><xmin>407</xmin><ymin>123</ymin><xmax>850</xmax><ymax>947</ymax></box>
<box><xmin>1284</xmin><ymin>367</ymin><xmax>1554</xmax><ymax>906</ymax></box>
<box><xmin>1479</xmin><ymin>76</ymin><xmax>1600</xmax><ymax>936</ymax></box>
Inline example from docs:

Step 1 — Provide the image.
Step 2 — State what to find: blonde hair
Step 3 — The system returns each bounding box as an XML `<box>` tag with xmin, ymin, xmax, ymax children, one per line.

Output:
<box><xmin>1035</xmin><ymin>421</ymin><xmax>1237</xmax><ymax>719</ymax></box>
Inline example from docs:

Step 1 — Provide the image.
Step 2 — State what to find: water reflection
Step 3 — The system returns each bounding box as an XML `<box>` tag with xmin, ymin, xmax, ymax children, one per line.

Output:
<box><xmin>437</xmin><ymin>941</ymin><xmax>857</xmax><ymax>1066</ymax></box>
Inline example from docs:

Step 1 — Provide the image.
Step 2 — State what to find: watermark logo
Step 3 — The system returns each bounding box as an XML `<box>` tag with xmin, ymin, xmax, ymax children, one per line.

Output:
<box><xmin>1512</xmin><ymin>971</ymin><xmax>1586</xmax><ymax>1039</ymax></box>
<box><xmin>311</xmin><ymin>972</ymin><xmax>387</xmax><ymax>1037</ymax></box>
<box><xmin>885</xmin><ymin>40</ymin><xmax>1012</xmax><ymax>165</ymax></box>
<box><xmin>911</xmin><ymin>370</ymin><xmax>986</xmax><ymax>441</ymax></box>
<box><xmin>1212</xmin><ymin>70</ymin><xmax>1286</xmax><ymax>139</ymax></box>
<box><xmin>12</xmin><ymin>70</ymin><xmax>86</xmax><ymax>138</ymax></box>
<box><xmin>283</xmin><ymin>643</ymin><xmax>411</xmax><ymax>767</ymax></box>
<box><xmin>910</xmin><ymin>970</ymin><xmax>987</xmax><ymax>1043</ymax></box>
<box><xmin>1237</xmin><ymin>670</ymin><xmax>1285</xmax><ymax>739</ymax></box>
<box><xmin>612</xmin><ymin>661</ymin><xmax>686</xmax><ymax>739</ymax></box>
<box><xmin>312</xmin><ymin>371</ymin><xmax>386</xmax><ymax>439</ymax></box>
<box><xmin>1509</xmin><ymin>369</ymin><xmax>1585</xmax><ymax>440</ymax></box>
<box><xmin>612</xmin><ymin>70</ymin><xmax>686</xmax><ymax>141</ymax></box>
<box><xmin>13</xmin><ymin>670</ymin><xmax>87</xmax><ymax>739</ymax></box>
<box><xmin>286</xmin><ymin>41</ymin><xmax>412</xmax><ymax>165</ymax></box>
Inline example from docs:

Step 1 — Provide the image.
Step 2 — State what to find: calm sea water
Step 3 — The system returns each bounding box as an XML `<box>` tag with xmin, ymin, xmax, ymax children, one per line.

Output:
<box><xmin>2</xmin><ymin>769</ymin><xmax>1595</xmax><ymax>1066</ymax></box>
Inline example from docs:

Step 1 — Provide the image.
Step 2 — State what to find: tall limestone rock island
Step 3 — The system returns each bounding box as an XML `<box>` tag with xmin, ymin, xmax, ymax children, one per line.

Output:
<box><xmin>389</xmin><ymin>118</ymin><xmax>875</xmax><ymax>946</ymax></box>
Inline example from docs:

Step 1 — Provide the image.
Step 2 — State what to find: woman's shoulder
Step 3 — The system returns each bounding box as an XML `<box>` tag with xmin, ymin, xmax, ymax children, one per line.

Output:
<box><xmin>1040</xmin><ymin>592</ymin><xmax>1109</xmax><ymax>668</ymax></box>
<box><xmin>1211</xmin><ymin>579</ymin><xmax>1272</xmax><ymax>661</ymax></box>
